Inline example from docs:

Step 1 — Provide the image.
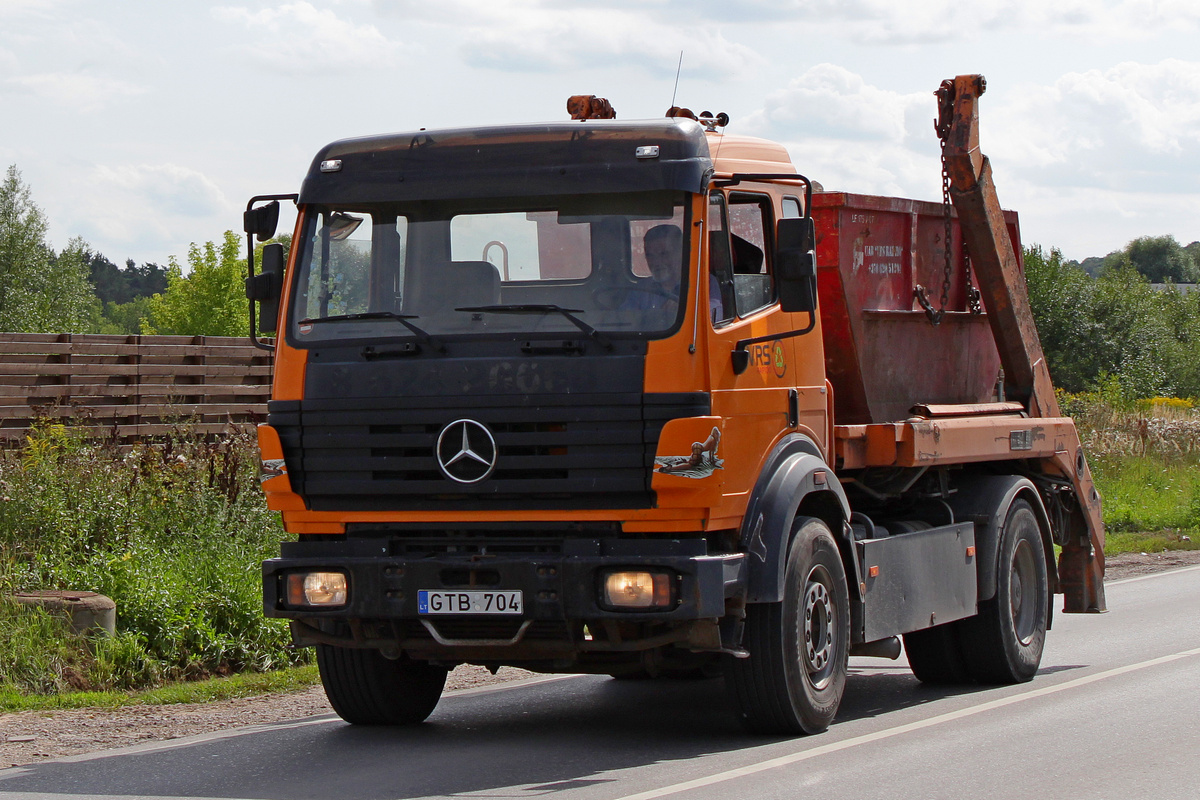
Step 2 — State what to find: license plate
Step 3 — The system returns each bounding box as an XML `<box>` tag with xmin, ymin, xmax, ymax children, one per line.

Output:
<box><xmin>418</xmin><ymin>590</ymin><xmax>524</xmax><ymax>615</ymax></box>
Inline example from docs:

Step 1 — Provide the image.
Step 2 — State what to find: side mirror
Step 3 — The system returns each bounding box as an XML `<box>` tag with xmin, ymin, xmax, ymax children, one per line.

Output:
<box><xmin>246</xmin><ymin>243</ymin><xmax>285</xmax><ymax>333</ymax></box>
<box><xmin>776</xmin><ymin>217</ymin><xmax>817</xmax><ymax>313</ymax></box>
<box><xmin>243</xmin><ymin>200</ymin><xmax>280</xmax><ymax>242</ymax></box>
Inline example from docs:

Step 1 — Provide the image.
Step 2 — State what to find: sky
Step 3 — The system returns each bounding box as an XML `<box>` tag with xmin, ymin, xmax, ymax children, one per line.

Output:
<box><xmin>2</xmin><ymin>0</ymin><xmax>1199</xmax><ymax>268</ymax></box>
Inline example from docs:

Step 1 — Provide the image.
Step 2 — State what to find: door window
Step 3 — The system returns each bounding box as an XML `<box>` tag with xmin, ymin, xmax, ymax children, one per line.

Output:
<box><xmin>727</xmin><ymin>193</ymin><xmax>774</xmax><ymax>317</ymax></box>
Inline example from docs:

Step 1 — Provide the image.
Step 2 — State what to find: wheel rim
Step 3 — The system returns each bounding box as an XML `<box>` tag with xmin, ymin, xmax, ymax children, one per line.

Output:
<box><xmin>1009</xmin><ymin>538</ymin><xmax>1039</xmax><ymax>645</ymax></box>
<box><xmin>802</xmin><ymin>565</ymin><xmax>837</xmax><ymax>688</ymax></box>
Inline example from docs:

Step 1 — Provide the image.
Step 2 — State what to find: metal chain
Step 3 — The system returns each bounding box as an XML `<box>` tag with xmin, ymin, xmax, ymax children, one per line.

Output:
<box><xmin>917</xmin><ymin>80</ymin><xmax>983</xmax><ymax>322</ymax></box>
<box><xmin>938</xmin><ymin>139</ymin><xmax>954</xmax><ymax>312</ymax></box>
<box><xmin>964</xmin><ymin>240</ymin><xmax>983</xmax><ymax>315</ymax></box>
<box><xmin>914</xmin><ymin>136</ymin><xmax>953</xmax><ymax>326</ymax></box>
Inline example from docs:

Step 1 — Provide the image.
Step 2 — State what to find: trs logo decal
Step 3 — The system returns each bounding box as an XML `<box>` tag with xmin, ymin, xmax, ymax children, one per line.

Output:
<box><xmin>655</xmin><ymin>427</ymin><xmax>723</xmax><ymax>479</ymax></box>
<box><xmin>746</xmin><ymin>340</ymin><xmax>787</xmax><ymax>378</ymax></box>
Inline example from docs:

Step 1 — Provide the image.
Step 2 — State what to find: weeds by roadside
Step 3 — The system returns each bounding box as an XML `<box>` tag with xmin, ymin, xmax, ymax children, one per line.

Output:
<box><xmin>0</xmin><ymin>422</ymin><xmax>306</xmax><ymax>698</ymax></box>
<box><xmin>1062</xmin><ymin>383</ymin><xmax>1200</xmax><ymax>553</ymax></box>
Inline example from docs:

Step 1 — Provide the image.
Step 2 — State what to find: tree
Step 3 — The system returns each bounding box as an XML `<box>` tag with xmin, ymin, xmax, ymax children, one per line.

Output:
<box><xmin>1185</xmin><ymin>240</ymin><xmax>1200</xmax><ymax>270</ymax></box>
<box><xmin>124</xmin><ymin>259</ymin><xmax>168</xmax><ymax>299</ymax></box>
<box><xmin>87</xmin><ymin>251</ymin><xmax>126</xmax><ymax>304</ymax></box>
<box><xmin>22</xmin><ymin>237</ymin><xmax>103</xmax><ymax>332</ymax></box>
<box><xmin>89</xmin><ymin>254</ymin><xmax>169</xmax><ymax>306</ymax></box>
<box><xmin>1120</xmin><ymin>235</ymin><xmax>1198</xmax><ymax>284</ymax></box>
<box><xmin>1072</xmin><ymin>255</ymin><xmax>1109</xmax><ymax>277</ymax></box>
<box><xmin>101</xmin><ymin>297</ymin><xmax>154</xmax><ymax>335</ymax></box>
<box><xmin>0</xmin><ymin>165</ymin><xmax>98</xmax><ymax>333</ymax></box>
<box><xmin>1026</xmin><ymin>244</ymin><xmax>1181</xmax><ymax>399</ymax></box>
<box><xmin>0</xmin><ymin>164</ymin><xmax>53</xmax><ymax>330</ymax></box>
<box><xmin>1025</xmin><ymin>245</ymin><xmax>1100</xmax><ymax>392</ymax></box>
<box><xmin>144</xmin><ymin>231</ymin><xmax>247</xmax><ymax>337</ymax></box>
<box><xmin>1088</xmin><ymin>263</ymin><xmax>1173</xmax><ymax>398</ymax></box>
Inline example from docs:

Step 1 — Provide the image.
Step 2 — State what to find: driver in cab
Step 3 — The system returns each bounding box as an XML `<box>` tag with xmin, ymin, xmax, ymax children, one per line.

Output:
<box><xmin>623</xmin><ymin>224</ymin><xmax>725</xmax><ymax>321</ymax></box>
<box><xmin>623</xmin><ymin>224</ymin><xmax>682</xmax><ymax>314</ymax></box>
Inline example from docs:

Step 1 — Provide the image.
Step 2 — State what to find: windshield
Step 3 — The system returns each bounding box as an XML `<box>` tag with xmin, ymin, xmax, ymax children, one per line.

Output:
<box><xmin>289</xmin><ymin>193</ymin><xmax>689</xmax><ymax>344</ymax></box>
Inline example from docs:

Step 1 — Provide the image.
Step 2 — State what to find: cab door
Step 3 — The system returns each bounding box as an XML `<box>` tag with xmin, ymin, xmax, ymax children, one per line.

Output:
<box><xmin>705</xmin><ymin>188</ymin><xmax>829</xmax><ymax>526</ymax></box>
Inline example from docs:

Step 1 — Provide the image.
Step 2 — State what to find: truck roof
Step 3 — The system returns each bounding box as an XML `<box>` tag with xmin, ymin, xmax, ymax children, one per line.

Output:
<box><xmin>703</xmin><ymin>131</ymin><xmax>797</xmax><ymax>177</ymax></box>
<box><xmin>300</xmin><ymin>118</ymin><xmax>716</xmax><ymax>206</ymax></box>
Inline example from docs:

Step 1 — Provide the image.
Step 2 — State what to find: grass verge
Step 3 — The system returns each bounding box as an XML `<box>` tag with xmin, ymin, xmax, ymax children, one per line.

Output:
<box><xmin>0</xmin><ymin>665</ymin><xmax>319</xmax><ymax>713</ymax></box>
<box><xmin>1104</xmin><ymin>530</ymin><xmax>1199</xmax><ymax>555</ymax></box>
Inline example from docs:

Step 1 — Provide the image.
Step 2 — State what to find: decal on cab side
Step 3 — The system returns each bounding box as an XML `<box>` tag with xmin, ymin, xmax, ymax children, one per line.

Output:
<box><xmin>655</xmin><ymin>426</ymin><xmax>723</xmax><ymax>478</ymax></box>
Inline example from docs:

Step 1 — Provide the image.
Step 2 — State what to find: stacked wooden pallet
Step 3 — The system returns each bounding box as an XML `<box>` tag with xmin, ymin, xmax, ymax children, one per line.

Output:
<box><xmin>0</xmin><ymin>333</ymin><xmax>272</xmax><ymax>443</ymax></box>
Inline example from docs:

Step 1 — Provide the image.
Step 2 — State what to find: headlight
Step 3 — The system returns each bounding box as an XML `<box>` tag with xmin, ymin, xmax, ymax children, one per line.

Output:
<box><xmin>601</xmin><ymin>570</ymin><xmax>674</xmax><ymax>610</ymax></box>
<box><xmin>285</xmin><ymin>571</ymin><xmax>348</xmax><ymax>607</ymax></box>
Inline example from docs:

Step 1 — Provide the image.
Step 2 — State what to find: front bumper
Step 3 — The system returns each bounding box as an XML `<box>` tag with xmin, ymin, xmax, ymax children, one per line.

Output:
<box><xmin>264</xmin><ymin>537</ymin><xmax>744</xmax><ymax>623</ymax></box>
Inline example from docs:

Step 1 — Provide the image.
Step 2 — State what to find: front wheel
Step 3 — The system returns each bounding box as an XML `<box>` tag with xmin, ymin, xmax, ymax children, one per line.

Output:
<box><xmin>726</xmin><ymin>517</ymin><xmax>849</xmax><ymax>734</ymax></box>
<box><xmin>316</xmin><ymin>645</ymin><xmax>448</xmax><ymax>725</ymax></box>
<box><xmin>957</xmin><ymin>498</ymin><xmax>1049</xmax><ymax>683</ymax></box>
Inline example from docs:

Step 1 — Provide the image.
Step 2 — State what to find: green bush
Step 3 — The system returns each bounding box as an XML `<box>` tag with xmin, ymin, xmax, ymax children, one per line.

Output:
<box><xmin>0</xmin><ymin>422</ymin><xmax>305</xmax><ymax>696</ymax></box>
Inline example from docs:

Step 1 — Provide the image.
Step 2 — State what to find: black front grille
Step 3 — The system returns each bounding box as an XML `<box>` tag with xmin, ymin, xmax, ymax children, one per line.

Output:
<box><xmin>269</xmin><ymin>392</ymin><xmax>708</xmax><ymax>511</ymax></box>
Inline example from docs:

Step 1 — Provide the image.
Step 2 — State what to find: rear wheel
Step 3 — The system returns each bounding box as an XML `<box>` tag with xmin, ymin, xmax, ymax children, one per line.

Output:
<box><xmin>958</xmin><ymin>499</ymin><xmax>1049</xmax><ymax>684</ymax></box>
<box><xmin>726</xmin><ymin>517</ymin><xmax>849</xmax><ymax>734</ymax></box>
<box><xmin>316</xmin><ymin>645</ymin><xmax>448</xmax><ymax>725</ymax></box>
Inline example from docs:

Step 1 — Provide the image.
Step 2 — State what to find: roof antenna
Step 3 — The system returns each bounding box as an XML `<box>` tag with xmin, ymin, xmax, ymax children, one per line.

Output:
<box><xmin>670</xmin><ymin>51</ymin><xmax>684</xmax><ymax>109</ymax></box>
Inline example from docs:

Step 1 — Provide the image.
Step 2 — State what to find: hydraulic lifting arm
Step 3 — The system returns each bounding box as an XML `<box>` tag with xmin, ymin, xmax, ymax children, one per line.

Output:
<box><xmin>937</xmin><ymin>74</ymin><xmax>1106</xmax><ymax>613</ymax></box>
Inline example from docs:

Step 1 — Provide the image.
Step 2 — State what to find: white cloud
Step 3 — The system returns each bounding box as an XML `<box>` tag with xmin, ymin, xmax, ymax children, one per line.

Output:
<box><xmin>368</xmin><ymin>0</ymin><xmax>759</xmax><ymax>76</ymax></box>
<box><xmin>743</xmin><ymin>64</ymin><xmax>930</xmax><ymax>143</ymax></box>
<box><xmin>809</xmin><ymin>0</ymin><xmax>1200</xmax><ymax>44</ymax></box>
<box><xmin>0</xmin><ymin>0</ymin><xmax>68</xmax><ymax>23</ymax></box>
<box><xmin>736</xmin><ymin>65</ymin><xmax>940</xmax><ymax>198</ymax></box>
<box><xmin>0</xmin><ymin>47</ymin><xmax>17</xmax><ymax>77</ymax></box>
<box><xmin>1008</xmin><ymin>181</ymin><xmax>1200</xmax><ymax>258</ymax></box>
<box><xmin>988</xmin><ymin>60</ymin><xmax>1200</xmax><ymax>192</ymax></box>
<box><xmin>214</xmin><ymin>2</ymin><xmax>400</xmax><ymax>73</ymax></box>
<box><xmin>429</xmin><ymin>0</ymin><xmax>1200</xmax><ymax>44</ymax></box>
<box><xmin>65</xmin><ymin>164</ymin><xmax>233</xmax><ymax>260</ymax></box>
<box><xmin>4</xmin><ymin>71</ymin><xmax>144</xmax><ymax>111</ymax></box>
<box><xmin>465</xmin><ymin>12</ymin><xmax>760</xmax><ymax>76</ymax></box>
<box><xmin>93</xmin><ymin>164</ymin><xmax>229</xmax><ymax>219</ymax></box>
<box><xmin>735</xmin><ymin>61</ymin><xmax>1200</xmax><ymax>258</ymax></box>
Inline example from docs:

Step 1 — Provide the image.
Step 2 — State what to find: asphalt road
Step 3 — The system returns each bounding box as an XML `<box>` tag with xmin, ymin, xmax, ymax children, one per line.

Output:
<box><xmin>2</xmin><ymin>566</ymin><xmax>1198</xmax><ymax>800</ymax></box>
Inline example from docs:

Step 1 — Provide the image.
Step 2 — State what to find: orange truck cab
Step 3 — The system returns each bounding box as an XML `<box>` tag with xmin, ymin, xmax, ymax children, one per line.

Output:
<box><xmin>246</xmin><ymin>80</ymin><xmax>1104</xmax><ymax>735</ymax></box>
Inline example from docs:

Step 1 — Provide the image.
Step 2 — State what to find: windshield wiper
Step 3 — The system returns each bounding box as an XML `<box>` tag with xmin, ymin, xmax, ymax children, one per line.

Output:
<box><xmin>457</xmin><ymin>304</ymin><xmax>610</xmax><ymax>349</ymax></box>
<box><xmin>298</xmin><ymin>311</ymin><xmax>444</xmax><ymax>352</ymax></box>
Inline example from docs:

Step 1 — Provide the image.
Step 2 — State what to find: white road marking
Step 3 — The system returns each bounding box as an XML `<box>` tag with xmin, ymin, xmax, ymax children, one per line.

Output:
<box><xmin>611</xmin><ymin>645</ymin><xmax>1200</xmax><ymax>800</ymax></box>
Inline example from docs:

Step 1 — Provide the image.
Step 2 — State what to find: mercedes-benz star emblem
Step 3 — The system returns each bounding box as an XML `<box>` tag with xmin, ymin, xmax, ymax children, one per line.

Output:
<box><xmin>435</xmin><ymin>419</ymin><xmax>497</xmax><ymax>484</ymax></box>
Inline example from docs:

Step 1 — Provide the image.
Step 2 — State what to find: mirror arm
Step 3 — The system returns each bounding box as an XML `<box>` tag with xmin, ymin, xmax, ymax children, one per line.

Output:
<box><xmin>714</xmin><ymin>173</ymin><xmax>813</xmax><ymax>217</ymax></box>
<box><xmin>731</xmin><ymin>313</ymin><xmax>817</xmax><ymax>375</ymax></box>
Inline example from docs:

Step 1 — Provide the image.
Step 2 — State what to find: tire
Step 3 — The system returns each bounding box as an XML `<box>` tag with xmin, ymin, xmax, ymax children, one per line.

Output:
<box><xmin>903</xmin><ymin>623</ymin><xmax>970</xmax><ymax>684</ymax></box>
<box><xmin>726</xmin><ymin>517</ymin><xmax>850</xmax><ymax>734</ymax></box>
<box><xmin>316</xmin><ymin>644</ymin><xmax>448</xmax><ymax>725</ymax></box>
<box><xmin>957</xmin><ymin>498</ymin><xmax>1049</xmax><ymax>684</ymax></box>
